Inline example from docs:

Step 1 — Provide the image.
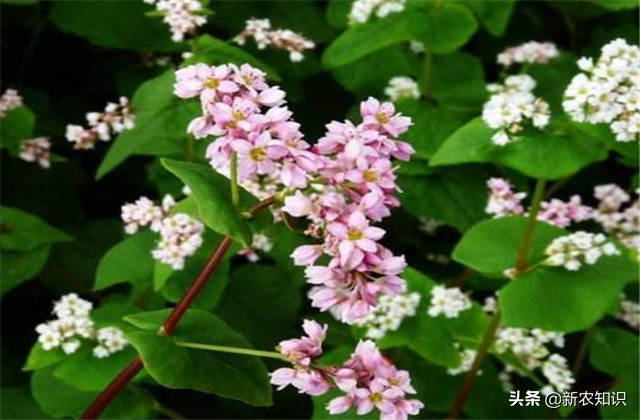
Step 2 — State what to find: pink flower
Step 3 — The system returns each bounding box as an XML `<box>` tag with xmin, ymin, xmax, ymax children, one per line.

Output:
<box><xmin>277</xmin><ymin>319</ymin><xmax>326</xmax><ymax>366</ymax></box>
<box><xmin>328</xmin><ymin>396</ymin><xmax>354</xmax><ymax>414</ymax></box>
<box><xmin>354</xmin><ymin>379</ymin><xmax>403</xmax><ymax>415</ymax></box>
<box><xmin>233</xmin><ymin>64</ymin><xmax>268</xmax><ymax>92</ymax></box>
<box><xmin>283</xmin><ymin>191</ymin><xmax>315</xmax><ymax>217</ymax></box>
<box><xmin>360</xmin><ymin>98</ymin><xmax>412</xmax><ymax>137</ymax></box>
<box><xmin>174</xmin><ymin>64</ymin><xmax>238</xmax><ymax>99</ymax></box>
<box><xmin>328</xmin><ymin>212</ymin><xmax>385</xmax><ymax>269</ymax></box>
<box><xmin>291</xmin><ymin>245</ymin><xmax>323</xmax><ymax>265</ymax></box>
<box><xmin>232</xmin><ymin>132</ymin><xmax>287</xmax><ymax>180</ymax></box>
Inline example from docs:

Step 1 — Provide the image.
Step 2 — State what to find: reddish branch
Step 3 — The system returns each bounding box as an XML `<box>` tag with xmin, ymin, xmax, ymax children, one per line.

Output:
<box><xmin>80</xmin><ymin>196</ymin><xmax>276</xmax><ymax>419</ymax></box>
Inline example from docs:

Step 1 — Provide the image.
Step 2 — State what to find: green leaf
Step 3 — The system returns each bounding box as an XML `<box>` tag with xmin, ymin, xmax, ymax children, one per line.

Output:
<box><xmin>322</xmin><ymin>4</ymin><xmax>477</xmax><ymax>68</ymax></box>
<box><xmin>161</xmin><ymin>159</ymin><xmax>255</xmax><ymax>246</ymax></box>
<box><xmin>0</xmin><ymin>106</ymin><xmax>35</xmax><ymax>153</ymax></box>
<box><xmin>50</xmin><ymin>1</ymin><xmax>182</xmax><ymax>52</ymax></box>
<box><xmin>96</xmin><ymin>71</ymin><xmax>200</xmax><ymax>179</ymax></box>
<box><xmin>216</xmin><ymin>264</ymin><xmax>302</xmax><ymax>349</ymax></box>
<box><xmin>1</xmin><ymin>206</ymin><xmax>72</xmax><ymax>252</ymax></box>
<box><xmin>500</xmin><ymin>255</ymin><xmax>639</xmax><ymax>331</ymax></box>
<box><xmin>398</xmin><ymin>164</ymin><xmax>494</xmax><ymax>231</ymax></box>
<box><xmin>188</xmin><ymin>35</ymin><xmax>281</xmax><ymax>81</ymax></box>
<box><xmin>1</xmin><ymin>245</ymin><xmax>50</xmax><ymax>296</ymax></box>
<box><xmin>431</xmin><ymin>52</ymin><xmax>488</xmax><ymax>108</ymax></box>
<box><xmin>430</xmin><ymin>117</ymin><xmax>609</xmax><ymax>180</ymax></box>
<box><xmin>94</xmin><ymin>231</ymin><xmax>155</xmax><ymax>291</ymax></box>
<box><xmin>124</xmin><ymin>309</ymin><xmax>273</xmax><ymax>406</ymax></box>
<box><xmin>589</xmin><ymin>327</ymin><xmax>639</xmax><ymax>419</ymax></box>
<box><xmin>461</xmin><ymin>0</ymin><xmax>516</xmax><ymax>37</ymax></box>
<box><xmin>453</xmin><ymin>217</ymin><xmax>566</xmax><ymax>275</ymax></box>
<box><xmin>1</xmin><ymin>388</ymin><xmax>51</xmax><ymax>419</ymax></box>
<box><xmin>396</xmin><ymin>100</ymin><xmax>472</xmax><ymax>159</ymax></box>
<box><xmin>23</xmin><ymin>344</ymin><xmax>66</xmax><ymax>372</ymax></box>
<box><xmin>31</xmin><ymin>368</ymin><xmax>147</xmax><ymax>419</ymax></box>
<box><xmin>589</xmin><ymin>0</ymin><xmax>639</xmax><ymax>10</ymax></box>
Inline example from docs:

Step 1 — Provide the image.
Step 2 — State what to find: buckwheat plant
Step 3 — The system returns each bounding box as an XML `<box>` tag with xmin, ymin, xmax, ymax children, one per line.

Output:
<box><xmin>0</xmin><ymin>88</ymin><xmax>22</xmax><ymax>118</ymax></box>
<box><xmin>66</xmin><ymin>97</ymin><xmax>135</xmax><ymax>150</ymax></box>
<box><xmin>234</xmin><ymin>18</ymin><xmax>315</xmax><ymax>62</ymax></box>
<box><xmin>19</xmin><ymin>137</ymin><xmax>51</xmax><ymax>168</ymax></box>
<box><xmin>143</xmin><ymin>0</ymin><xmax>207</xmax><ymax>42</ymax></box>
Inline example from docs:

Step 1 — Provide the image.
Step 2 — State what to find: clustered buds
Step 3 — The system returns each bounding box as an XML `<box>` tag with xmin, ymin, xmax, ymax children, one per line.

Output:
<box><xmin>348</xmin><ymin>0</ymin><xmax>407</xmax><ymax>25</ymax></box>
<box><xmin>174</xmin><ymin>63</ymin><xmax>415</xmax><ymax>325</ymax></box>
<box><xmin>19</xmin><ymin>137</ymin><xmax>51</xmax><ymax>168</ymax></box>
<box><xmin>447</xmin><ymin>348</ymin><xmax>478</xmax><ymax>376</ymax></box>
<box><xmin>592</xmin><ymin>184</ymin><xmax>639</xmax><ymax>250</ymax></box>
<box><xmin>563</xmin><ymin>38</ymin><xmax>639</xmax><ymax>142</ymax></box>
<box><xmin>234</xmin><ymin>18</ymin><xmax>315</xmax><ymax>62</ymax></box>
<box><xmin>355</xmin><ymin>292</ymin><xmax>421</xmax><ymax>339</ymax></box>
<box><xmin>0</xmin><ymin>88</ymin><xmax>22</xmax><ymax>118</ymax></box>
<box><xmin>143</xmin><ymin>0</ymin><xmax>207</xmax><ymax>42</ymax></box>
<box><xmin>238</xmin><ymin>233</ymin><xmax>274</xmax><ymax>262</ymax></box>
<box><xmin>66</xmin><ymin>97</ymin><xmax>135</xmax><ymax>150</ymax></box>
<box><xmin>35</xmin><ymin>294</ymin><xmax>127</xmax><ymax>358</ymax></box>
<box><xmin>482</xmin><ymin>74</ymin><xmax>551</xmax><ymax>146</ymax></box>
<box><xmin>497</xmin><ymin>41</ymin><xmax>560</xmax><ymax>67</ymax></box>
<box><xmin>543</xmin><ymin>231</ymin><xmax>619</xmax><ymax>271</ymax></box>
<box><xmin>486</xmin><ymin>178</ymin><xmax>592</xmax><ymax>229</ymax></box>
<box><xmin>271</xmin><ymin>320</ymin><xmax>424</xmax><ymax>420</ymax></box>
<box><xmin>426</xmin><ymin>285</ymin><xmax>472</xmax><ymax>319</ymax></box>
<box><xmin>121</xmin><ymin>195</ymin><xmax>204</xmax><ymax>270</ymax></box>
<box><xmin>384</xmin><ymin>77</ymin><xmax>420</xmax><ymax>102</ymax></box>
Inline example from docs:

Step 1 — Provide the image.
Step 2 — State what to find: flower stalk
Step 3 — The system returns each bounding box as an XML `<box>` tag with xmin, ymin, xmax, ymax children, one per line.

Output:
<box><xmin>175</xmin><ymin>342</ymin><xmax>288</xmax><ymax>361</ymax></box>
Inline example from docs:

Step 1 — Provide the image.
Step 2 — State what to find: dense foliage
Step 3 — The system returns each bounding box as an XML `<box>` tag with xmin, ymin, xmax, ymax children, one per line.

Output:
<box><xmin>1</xmin><ymin>1</ymin><xmax>638</xmax><ymax>420</ymax></box>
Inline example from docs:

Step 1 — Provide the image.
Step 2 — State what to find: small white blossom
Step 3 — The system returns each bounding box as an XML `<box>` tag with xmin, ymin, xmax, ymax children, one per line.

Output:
<box><xmin>409</xmin><ymin>40</ymin><xmax>425</xmax><ymax>55</ymax></box>
<box><xmin>486</xmin><ymin>178</ymin><xmax>527</xmax><ymax>218</ymax></box>
<box><xmin>617</xmin><ymin>294</ymin><xmax>640</xmax><ymax>331</ymax></box>
<box><xmin>0</xmin><ymin>88</ymin><xmax>23</xmax><ymax>118</ymax></box>
<box><xmin>356</xmin><ymin>292</ymin><xmax>421</xmax><ymax>339</ymax></box>
<box><xmin>348</xmin><ymin>0</ymin><xmax>406</xmax><ymax>25</ymax></box>
<box><xmin>427</xmin><ymin>286</ymin><xmax>472</xmax><ymax>319</ymax></box>
<box><xmin>234</xmin><ymin>18</ymin><xmax>315</xmax><ymax>62</ymax></box>
<box><xmin>543</xmin><ymin>231</ymin><xmax>620</xmax><ymax>271</ymax></box>
<box><xmin>541</xmin><ymin>354</ymin><xmax>575</xmax><ymax>393</ymax></box>
<box><xmin>66</xmin><ymin>97</ymin><xmax>134</xmax><ymax>150</ymax></box>
<box><xmin>563</xmin><ymin>39</ymin><xmax>639</xmax><ymax>142</ymax></box>
<box><xmin>592</xmin><ymin>184</ymin><xmax>639</xmax><ymax>250</ymax></box>
<box><xmin>482</xmin><ymin>74</ymin><xmax>551</xmax><ymax>146</ymax></box>
<box><xmin>447</xmin><ymin>349</ymin><xmax>478</xmax><ymax>376</ymax></box>
<box><xmin>384</xmin><ymin>76</ymin><xmax>420</xmax><ymax>102</ymax></box>
<box><xmin>238</xmin><ymin>233</ymin><xmax>274</xmax><ymax>263</ymax></box>
<box><xmin>93</xmin><ymin>327</ymin><xmax>128</xmax><ymax>357</ymax></box>
<box><xmin>145</xmin><ymin>0</ymin><xmax>207</xmax><ymax>42</ymax></box>
<box><xmin>19</xmin><ymin>137</ymin><xmax>51</xmax><ymax>169</ymax></box>
<box><xmin>497</xmin><ymin>41</ymin><xmax>560</xmax><ymax>67</ymax></box>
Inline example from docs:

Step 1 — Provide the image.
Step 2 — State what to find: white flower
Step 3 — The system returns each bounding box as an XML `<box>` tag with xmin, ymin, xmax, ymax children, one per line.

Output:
<box><xmin>356</xmin><ymin>292</ymin><xmax>420</xmax><ymax>339</ymax></box>
<box><xmin>19</xmin><ymin>137</ymin><xmax>51</xmax><ymax>168</ymax></box>
<box><xmin>591</xmin><ymin>184</ymin><xmax>639</xmax><ymax>250</ymax></box>
<box><xmin>541</xmin><ymin>354</ymin><xmax>575</xmax><ymax>393</ymax></box>
<box><xmin>543</xmin><ymin>231</ymin><xmax>620</xmax><ymax>271</ymax></box>
<box><xmin>563</xmin><ymin>39</ymin><xmax>639</xmax><ymax>142</ymax></box>
<box><xmin>66</xmin><ymin>97</ymin><xmax>134</xmax><ymax>150</ymax></box>
<box><xmin>486</xmin><ymin>178</ymin><xmax>527</xmax><ymax>218</ymax></box>
<box><xmin>482</xmin><ymin>74</ymin><xmax>551</xmax><ymax>146</ymax></box>
<box><xmin>348</xmin><ymin>0</ymin><xmax>406</xmax><ymax>25</ymax></box>
<box><xmin>147</xmin><ymin>0</ymin><xmax>207</xmax><ymax>42</ymax></box>
<box><xmin>384</xmin><ymin>76</ymin><xmax>420</xmax><ymax>102</ymax></box>
<box><xmin>427</xmin><ymin>286</ymin><xmax>471</xmax><ymax>318</ymax></box>
<box><xmin>497</xmin><ymin>41</ymin><xmax>560</xmax><ymax>67</ymax></box>
<box><xmin>94</xmin><ymin>327</ymin><xmax>128</xmax><ymax>356</ymax></box>
<box><xmin>233</xmin><ymin>18</ymin><xmax>315</xmax><ymax>63</ymax></box>
<box><xmin>617</xmin><ymin>294</ymin><xmax>640</xmax><ymax>331</ymax></box>
<box><xmin>447</xmin><ymin>349</ymin><xmax>478</xmax><ymax>376</ymax></box>
<box><xmin>152</xmin><ymin>213</ymin><xmax>205</xmax><ymax>270</ymax></box>
<box><xmin>0</xmin><ymin>88</ymin><xmax>23</xmax><ymax>119</ymax></box>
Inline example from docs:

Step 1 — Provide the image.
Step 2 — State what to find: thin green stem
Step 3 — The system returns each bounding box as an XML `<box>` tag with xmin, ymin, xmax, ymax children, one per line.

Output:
<box><xmin>515</xmin><ymin>179</ymin><xmax>547</xmax><ymax>273</ymax></box>
<box><xmin>422</xmin><ymin>49</ymin><xmax>434</xmax><ymax>102</ymax></box>
<box><xmin>176</xmin><ymin>342</ymin><xmax>288</xmax><ymax>361</ymax></box>
<box><xmin>230</xmin><ymin>151</ymin><xmax>240</xmax><ymax>212</ymax></box>
<box><xmin>446</xmin><ymin>310</ymin><xmax>502</xmax><ymax>419</ymax></box>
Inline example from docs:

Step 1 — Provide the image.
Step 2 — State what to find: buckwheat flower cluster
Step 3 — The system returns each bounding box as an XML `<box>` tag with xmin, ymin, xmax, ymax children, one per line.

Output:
<box><xmin>93</xmin><ymin>327</ymin><xmax>128</xmax><ymax>358</ymax></box>
<box><xmin>19</xmin><ymin>137</ymin><xmax>51</xmax><ymax>168</ymax></box>
<box><xmin>355</xmin><ymin>292</ymin><xmax>420</xmax><ymax>339</ymax></box>
<box><xmin>143</xmin><ymin>0</ymin><xmax>206</xmax><ymax>42</ymax></box>
<box><xmin>592</xmin><ymin>184</ymin><xmax>639</xmax><ymax>250</ymax></box>
<box><xmin>497</xmin><ymin>41</ymin><xmax>559</xmax><ymax>67</ymax></box>
<box><xmin>238</xmin><ymin>233</ymin><xmax>274</xmax><ymax>263</ymax></box>
<box><xmin>486</xmin><ymin>178</ymin><xmax>527</xmax><ymax>218</ymax></box>
<box><xmin>35</xmin><ymin>294</ymin><xmax>128</xmax><ymax>359</ymax></box>
<box><xmin>271</xmin><ymin>320</ymin><xmax>424</xmax><ymax>420</ymax></box>
<box><xmin>0</xmin><ymin>88</ymin><xmax>22</xmax><ymax>118</ymax></box>
<box><xmin>65</xmin><ymin>97</ymin><xmax>135</xmax><ymax>150</ymax></box>
<box><xmin>447</xmin><ymin>348</ymin><xmax>478</xmax><ymax>376</ymax></box>
<box><xmin>541</xmin><ymin>354</ymin><xmax>574</xmax><ymax>394</ymax></box>
<box><xmin>384</xmin><ymin>77</ymin><xmax>420</xmax><ymax>102</ymax></box>
<box><xmin>284</xmin><ymin>99</ymin><xmax>414</xmax><ymax>324</ymax></box>
<box><xmin>234</xmin><ymin>18</ymin><xmax>315</xmax><ymax>62</ymax></box>
<box><xmin>427</xmin><ymin>285</ymin><xmax>472</xmax><ymax>319</ymax></box>
<box><xmin>537</xmin><ymin>196</ymin><xmax>592</xmax><ymax>228</ymax></box>
<box><xmin>617</xmin><ymin>294</ymin><xmax>640</xmax><ymax>331</ymax></box>
<box><xmin>486</xmin><ymin>178</ymin><xmax>592</xmax><ymax>228</ymax></box>
<box><xmin>348</xmin><ymin>0</ymin><xmax>407</xmax><ymax>25</ymax></box>
<box><xmin>482</xmin><ymin>74</ymin><xmax>551</xmax><ymax>146</ymax></box>
<box><xmin>543</xmin><ymin>231</ymin><xmax>619</xmax><ymax>271</ymax></box>
<box><xmin>121</xmin><ymin>195</ymin><xmax>204</xmax><ymax>270</ymax></box>
<box><xmin>563</xmin><ymin>39</ymin><xmax>640</xmax><ymax>142</ymax></box>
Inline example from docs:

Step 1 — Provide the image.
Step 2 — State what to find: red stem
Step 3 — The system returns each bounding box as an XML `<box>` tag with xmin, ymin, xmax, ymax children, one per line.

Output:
<box><xmin>80</xmin><ymin>196</ymin><xmax>276</xmax><ymax>419</ymax></box>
